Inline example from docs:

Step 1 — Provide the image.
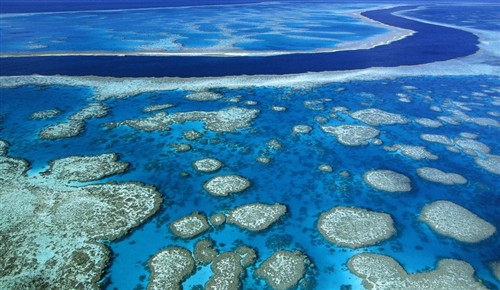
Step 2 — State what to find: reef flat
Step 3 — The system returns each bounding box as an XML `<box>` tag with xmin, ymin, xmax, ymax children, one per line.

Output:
<box><xmin>147</xmin><ymin>241</ymin><xmax>257</xmax><ymax>290</ymax></box>
<box><xmin>147</xmin><ymin>247</ymin><xmax>195</xmax><ymax>290</ymax></box>
<box><xmin>227</xmin><ymin>203</ymin><xmax>287</xmax><ymax>232</ymax></box>
<box><xmin>193</xmin><ymin>240</ymin><xmax>218</xmax><ymax>265</ymax></box>
<box><xmin>491</xmin><ymin>262</ymin><xmax>500</xmax><ymax>281</ymax></box>
<box><xmin>475</xmin><ymin>154</ymin><xmax>500</xmax><ymax>175</ymax></box>
<box><xmin>348</xmin><ymin>253</ymin><xmax>488</xmax><ymax>290</ymax></box>
<box><xmin>0</xmin><ymin>72</ymin><xmax>498</xmax><ymax>289</ymax></box>
<box><xmin>170</xmin><ymin>212</ymin><xmax>211</xmax><ymax>239</ymax></box>
<box><xmin>30</xmin><ymin>109</ymin><xmax>60</xmax><ymax>120</ymax></box>
<box><xmin>185</xmin><ymin>91</ymin><xmax>224</xmax><ymax>101</ymax></box>
<box><xmin>317</xmin><ymin>206</ymin><xmax>396</xmax><ymax>248</ymax></box>
<box><xmin>0</xmin><ymin>143</ymin><xmax>161</xmax><ymax>289</ymax></box>
<box><xmin>204</xmin><ymin>174</ymin><xmax>251</xmax><ymax>197</ymax></box>
<box><xmin>364</xmin><ymin>169</ymin><xmax>412</xmax><ymax>192</ymax></box>
<box><xmin>350</xmin><ymin>108</ymin><xmax>409</xmax><ymax>126</ymax></box>
<box><xmin>420</xmin><ymin>133</ymin><xmax>454</xmax><ymax>145</ymax></box>
<box><xmin>321</xmin><ymin>125</ymin><xmax>380</xmax><ymax>146</ymax></box>
<box><xmin>40</xmin><ymin>102</ymin><xmax>108</xmax><ymax>140</ymax></box>
<box><xmin>192</xmin><ymin>158</ymin><xmax>223</xmax><ymax>173</ymax></box>
<box><xmin>109</xmin><ymin>107</ymin><xmax>259</xmax><ymax>133</ymax></box>
<box><xmin>420</xmin><ymin>200</ymin><xmax>496</xmax><ymax>243</ymax></box>
<box><xmin>384</xmin><ymin>144</ymin><xmax>438</xmax><ymax>160</ymax></box>
<box><xmin>417</xmin><ymin>167</ymin><xmax>467</xmax><ymax>185</ymax></box>
<box><xmin>205</xmin><ymin>252</ymin><xmax>245</xmax><ymax>289</ymax></box>
<box><xmin>256</xmin><ymin>250</ymin><xmax>311</xmax><ymax>290</ymax></box>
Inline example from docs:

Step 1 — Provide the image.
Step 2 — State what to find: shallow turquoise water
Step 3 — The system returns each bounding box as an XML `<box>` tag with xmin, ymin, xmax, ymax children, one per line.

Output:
<box><xmin>1</xmin><ymin>75</ymin><xmax>499</xmax><ymax>289</ymax></box>
<box><xmin>0</xmin><ymin>3</ymin><xmax>387</xmax><ymax>53</ymax></box>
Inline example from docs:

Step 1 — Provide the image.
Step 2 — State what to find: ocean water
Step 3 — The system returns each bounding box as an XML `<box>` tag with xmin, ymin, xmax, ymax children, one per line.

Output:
<box><xmin>0</xmin><ymin>6</ymin><xmax>480</xmax><ymax>77</ymax></box>
<box><xmin>0</xmin><ymin>3</ymin><xmax>386</xmax><ymax>53</ymax></box>
<box><xmin>1</xmin><ymin>1</ymin><xmax>500</xmax><ymax>290</ymax></box>
<box><xmin>402</xmin><ymin>4</ymin><xmax>500</xmax><ymax>31</ymax></box>
<box><xmin>1</xmin><ymin>76</ymin><xmax>499</xmax><ymax>289</ymax></box>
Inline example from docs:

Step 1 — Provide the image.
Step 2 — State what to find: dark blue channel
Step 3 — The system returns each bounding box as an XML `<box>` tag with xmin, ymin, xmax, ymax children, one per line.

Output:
<box><xmin>0</xmin><ymin>6</ymin><xmax>479</xmax><ymax>77</ymax></box>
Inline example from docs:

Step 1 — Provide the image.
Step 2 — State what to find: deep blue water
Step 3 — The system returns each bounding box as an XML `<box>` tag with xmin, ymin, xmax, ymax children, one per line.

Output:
<box><xmin>0</xmin><ymin>6</ymin><xmax>479</xmax><ymax>77</ymax></box>
<box><xmin>0</xmin><ymin>0</ymin><xmax>280</xmax><ymax>13</ymax></box>
<box><xmin>1</xmin><ymin>76</ymin><xmax>499</xmax><ymax>289</ymax></box>
<box><xmin>403</xmin><ymin>4</ymin><xmax>500</xmax><ymax>31</ymax></box>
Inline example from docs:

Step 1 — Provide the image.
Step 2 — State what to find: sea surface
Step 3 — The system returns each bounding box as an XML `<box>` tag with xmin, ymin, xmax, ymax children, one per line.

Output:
<box><xmin>0</xmin><ymin>3</ymin><xmax>385</xmax><ymax>53</ymax></box>
<box><xmin>0</xmin><ymin>1</ymin><xmax>499</xmax><ymax>290</ymax></box>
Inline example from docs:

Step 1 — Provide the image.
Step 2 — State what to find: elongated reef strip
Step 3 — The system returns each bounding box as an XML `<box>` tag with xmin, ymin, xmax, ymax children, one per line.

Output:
<box><xmin>417</xmin><ymin>167</ymin><xmax>467</xmax><ymax>185</ymax></box>
<box><xmin>420</xmin><ymin>134</ymin><xmax>454</xmax><ymax>145</ymax></box>
<box><xmin>414</xmin><ymin>118</ymin><xmax>443</xmax><ymax>128</ymax></box>
<box><xmin>350</xmin><ymin>108</ymin><xmax>409</xmax><ymax>126</ymax></box>
<box><xmin>143</xmin><ymin>103</ymin><xmax>175</xmax><ymax>113</ymax></box>
<box><xmin>384</xmin><ymin>144</ymin><xmax>438</xmax><ymax>160</ymax></box>
<box><xmin>186</xmin><ymin>91</ymin><xmax>224</xmax><ymax>101</ymax></box>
